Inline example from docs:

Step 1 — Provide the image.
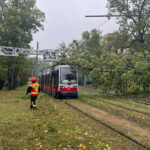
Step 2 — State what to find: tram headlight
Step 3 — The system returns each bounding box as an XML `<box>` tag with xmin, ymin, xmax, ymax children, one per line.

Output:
<box><xmin>73</xmin><ymin>86</ymin><xmax>77</xmax><ymax>88</ymax></box>
<box><xmin>60</xmin><ymin>86</ymin><xmax>65</xmax><ymax>89</ymax></box>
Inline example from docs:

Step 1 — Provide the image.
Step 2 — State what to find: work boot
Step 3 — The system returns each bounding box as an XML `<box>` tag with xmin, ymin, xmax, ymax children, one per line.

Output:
<box><xmin>30</xmin><ymin>105</ymin><xmax>33</xmax><ymax>109</ymax></box>
<box><xmin>33</xmin><ymin>104</ymin><xmax>37</xmax><ymax>109</ymax></box>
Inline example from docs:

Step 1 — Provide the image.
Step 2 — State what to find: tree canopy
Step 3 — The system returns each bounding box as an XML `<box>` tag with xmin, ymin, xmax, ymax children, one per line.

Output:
<box><xmin>57</xmin><ymin>0</ymin><xmax>150</xmax><ymax>96</ymax></box>
<box><xmin>107</xmin><ymin>0</ymin><xmax>150</xmax><ymax>52</ymax></box>
<box><xmin>0</xmin><ymin>0</ymin><xmax>45</xmax><ymax>89</ymax></box>
<box><xmin>58</xmin><ymin>25</ymin><xmax>150</xmax><ymax>95</ymax></box>
<box><xmin>0</xmin><ymin>0</ymin><xmax>45</xmax><ymax>47</ymax></box>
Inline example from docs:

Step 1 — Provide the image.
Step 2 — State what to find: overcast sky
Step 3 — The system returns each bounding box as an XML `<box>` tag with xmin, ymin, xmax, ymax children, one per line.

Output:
<box><xmin>30</xmin><ymin>0</ymin><xmax>119</xmax><ymax>50</ymax></box>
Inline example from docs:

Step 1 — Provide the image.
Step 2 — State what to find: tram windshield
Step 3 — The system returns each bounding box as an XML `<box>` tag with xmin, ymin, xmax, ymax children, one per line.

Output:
<box><xmin>60</xmin><ymin>67</ymin><xmax>77</xmax><ymax>84</ymax></box>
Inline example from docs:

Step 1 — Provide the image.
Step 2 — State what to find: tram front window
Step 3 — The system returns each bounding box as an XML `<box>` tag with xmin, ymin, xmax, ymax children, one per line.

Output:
<box><xmin>60</xmin><ymin>67</ymin><xmax>77</xmax><ymax>84</ymax></box>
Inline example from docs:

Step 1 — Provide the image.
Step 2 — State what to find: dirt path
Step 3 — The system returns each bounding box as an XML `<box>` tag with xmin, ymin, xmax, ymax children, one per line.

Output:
<box><xmin>68</xmin><ymin>100</ymin><xmax>150</xmax><ymax>146</ymax></box>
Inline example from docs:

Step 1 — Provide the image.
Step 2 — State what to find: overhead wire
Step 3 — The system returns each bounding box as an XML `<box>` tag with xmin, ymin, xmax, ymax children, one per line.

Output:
<box><xmin>95</xmin><ymin>17</ymin><xmax>113</xmax><ymax>29</ymax></box>
<box><xmin>70</xmin><ymin>18</ymin><xmax>113</xmax><ymax>44</ymax></box>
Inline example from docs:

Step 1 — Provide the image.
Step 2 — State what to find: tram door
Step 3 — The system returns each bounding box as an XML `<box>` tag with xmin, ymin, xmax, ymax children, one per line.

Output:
<box><xmin>52</xmin><ymin>70</ymin><xmax>59</xmax><ymax>98</ymax></box>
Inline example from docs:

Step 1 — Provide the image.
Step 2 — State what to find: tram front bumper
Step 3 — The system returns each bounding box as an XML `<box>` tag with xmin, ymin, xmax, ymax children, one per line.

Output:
<box><xmin>59</xmin><ymin>91</ymin><xmax>78</xmax><ymax>97</ymax></box>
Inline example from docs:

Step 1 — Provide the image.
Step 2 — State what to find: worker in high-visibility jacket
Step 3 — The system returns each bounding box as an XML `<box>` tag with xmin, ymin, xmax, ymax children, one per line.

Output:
<box><xmin>26</xmin><ymin>77</ymin><xmax>40</xmax><ymax>109</ymax></box>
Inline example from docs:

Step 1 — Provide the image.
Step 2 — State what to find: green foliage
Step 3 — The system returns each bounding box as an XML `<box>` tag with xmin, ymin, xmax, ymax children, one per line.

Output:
<box><xmin>58</xmin><ymin>27</ymin><xmax>150</xmax><ymax>95</ymax></box>
<box><xmin>102</xmin><ymin>30</ymin><xmax>130</xmax><ymax>54</ymax></box>
<box><xmin>0</xmin><ymin>0</ymin><xmax>45</xmax><ymax>47</ymax></box>
<box><xmin>58</xmin><ymin>29</ymin><xmax>102</xmax><ymax>73</ymax></box>
<box><xmin>0</xmin><ymin>56</ymin><xmax>34</xmax><ymax>89</ymax></box>
<box><xmin>57</xmin><ymin>0</ymin><xmax>150</xmax><ymax>96</ymax></box>
<box><xmin>0</xmin><ymin>0</ymin><xmax>45</xmax><ymax>89</ymax></box>
<box><xmin>107</xmin><ymin>0</ymin><xmax>150</xmax><ymax>52</ymax></box>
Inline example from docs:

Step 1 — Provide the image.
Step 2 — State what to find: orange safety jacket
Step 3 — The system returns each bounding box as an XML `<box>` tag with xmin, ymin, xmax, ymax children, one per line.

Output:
<box><xmin>30</xmin><ymin>83</ymin><xmax>40</xmax><ymax>96</ymax></box>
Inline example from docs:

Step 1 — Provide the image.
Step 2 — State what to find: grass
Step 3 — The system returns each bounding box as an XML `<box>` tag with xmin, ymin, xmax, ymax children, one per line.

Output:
<box><xmin>78</xmin><ymin>91</ymin><xmax>150</xmax><ymax>130</ymax></box>
<box><xmin>71</xmin><ymin>92</ymin><xmax>150</xmax><ymax>148</ymax></box>
<box><xmin>0</xmin><ymin>86</ymin><xmax>112</xmax><ymax>150</ymax></box>
<box><xmin>79</xmin><ymin>90</ymin><xmax>150</xmax><ymax>114</ymax></box>
<box><xmin>0</xmin><ymin>86</ymin><xmax>146</xmax><ymax>150</ymax></box>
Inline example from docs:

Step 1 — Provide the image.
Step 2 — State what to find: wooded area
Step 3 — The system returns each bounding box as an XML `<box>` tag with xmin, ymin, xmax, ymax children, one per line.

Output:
<box><xmin>0</xmin><ymin>0</ymin><xmax>150</xmax><ymax>95</ymax></box>
<box><xmin>0</xmin><ymin>0</ymin><xmax>45</xmax><ymax>89</ymax></box>
<box><xmin>58</xmin><ymin>0</ymin><xmax>150</xmax><ymax>95</ymax></box>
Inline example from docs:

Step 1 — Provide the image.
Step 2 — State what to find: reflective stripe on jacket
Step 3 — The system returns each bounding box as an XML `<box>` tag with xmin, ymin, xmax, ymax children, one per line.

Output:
<box><xmin>30</xmin><ymin>83</ymin><xmax>40</xmax><ymax>96</ymax></box>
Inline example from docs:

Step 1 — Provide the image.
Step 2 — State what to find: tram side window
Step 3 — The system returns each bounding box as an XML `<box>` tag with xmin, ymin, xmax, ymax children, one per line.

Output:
<box><xmin>50</xmin><ymin>73</ymin><xmax>52</xmax><ymax>86</ymax></box>
<box><xmin>55</xmin><ymin>71</ymin><xmax>59</xmax><ymax>87</ymax></box>
<box><xmin>52</xmin><ymin>70</ymin><xmax>59</xmax><ymax>87</ymax></box>
<box><xmin>52</xmin><ymin>71</ymin><xmax>56</xmax><ymax>87</ymax></box>
<box><xmin>42</xmin><ymin>76</ymin><xmax>44</xmax><ymax>85</ymax></box>
<box><xmin>47</xmin><ymin>74</ymin><xmax>49</xmax><ymax>86</ymax></box>
<box><xmin>48</xmin><ymin>74</ymin><xmax>51</xmax><ymax>86</ymax></box>
<box><xmin>46</xmin><ymin>75</ymin><xmax>48</xmax><ymax>86</ymax></box>
<box><xmin>45</xmin><ymin>75</ymin><xmax>47</xmax><ymax>86</ymax></box>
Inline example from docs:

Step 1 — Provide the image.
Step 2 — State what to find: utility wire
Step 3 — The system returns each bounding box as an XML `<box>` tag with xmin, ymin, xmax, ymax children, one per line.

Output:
<box><xmin>71</xmin><ymin>18</ymin><xmax>112</xmax><ymax>40</ymax></box>
<box><xmin>95</xmin><ymin>18</ymin><xmax>112</xmax><ymax>29</ymax></box>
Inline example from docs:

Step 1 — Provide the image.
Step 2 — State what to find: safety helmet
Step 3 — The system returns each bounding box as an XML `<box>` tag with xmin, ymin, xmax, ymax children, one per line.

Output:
<box><xmin>31</xmin><ymin>77</ymin><xmax>36</xmax><ymax>82</ymax></box>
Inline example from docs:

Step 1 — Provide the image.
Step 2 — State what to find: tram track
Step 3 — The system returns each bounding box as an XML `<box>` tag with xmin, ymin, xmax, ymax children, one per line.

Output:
<box><xmin>82</xmin><ymin>97</ymin><xmax>150</xmax><ymax>116</ymax></box>
<box><xmin>79</xmin><ymin>87</ymin><xmax>150</xmax><ymax>106</ymax></box>
<box><xmin>65</xmin><ymin>101</ymin><xmax>150</xmax><ymax>150</ymax></box>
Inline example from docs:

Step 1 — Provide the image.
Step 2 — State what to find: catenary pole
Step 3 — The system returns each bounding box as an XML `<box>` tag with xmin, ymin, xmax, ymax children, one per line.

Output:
<box><xmin>35</xmin><ymin>42</ymin><xmax>39</xmax><ymax>79</ymax></box>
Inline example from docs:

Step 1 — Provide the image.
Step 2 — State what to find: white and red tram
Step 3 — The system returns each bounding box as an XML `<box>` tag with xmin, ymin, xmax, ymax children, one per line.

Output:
<box><xmin>39</xmin><ymin>65</ymin><xmax>78</xmax><ymax>99</ymax></box>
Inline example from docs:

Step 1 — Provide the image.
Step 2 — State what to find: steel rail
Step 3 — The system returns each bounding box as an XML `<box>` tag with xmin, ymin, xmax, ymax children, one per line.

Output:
<box><xmin>84</xmin><ymin>98</ymin><xmax>150</xmax><ymax>116</ymax></box>
<box><xmin>65</xmin><ymin>102</ymin><xmax>149</xmax><ymax>150</ymax></box>
<box><xmin>80</xmin><ymin>88</ymin><xmax>150</xmax><ymax>105</ymax></box>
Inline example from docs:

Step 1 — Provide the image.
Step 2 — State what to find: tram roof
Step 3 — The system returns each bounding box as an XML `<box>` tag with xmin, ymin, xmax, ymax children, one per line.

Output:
<box><xmin>54</xmin><ymin>65</ymin><xmax>71</xmax><ymax>70</ymax></box>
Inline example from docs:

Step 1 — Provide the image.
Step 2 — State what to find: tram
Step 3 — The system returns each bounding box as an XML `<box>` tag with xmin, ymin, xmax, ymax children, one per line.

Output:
<box><xmin>39</xmin><ymin>65</ymin><xmax>78</xmax><ymax>99</ymax></box>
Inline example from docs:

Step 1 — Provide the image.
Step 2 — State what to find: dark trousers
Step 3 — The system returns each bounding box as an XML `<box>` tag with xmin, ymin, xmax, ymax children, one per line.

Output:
<box><xmin>30</xmin><ymin>96</ymin><xmax>37</xmax><ymax>109</ymax></box>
